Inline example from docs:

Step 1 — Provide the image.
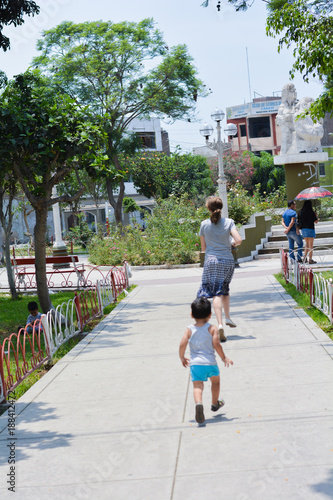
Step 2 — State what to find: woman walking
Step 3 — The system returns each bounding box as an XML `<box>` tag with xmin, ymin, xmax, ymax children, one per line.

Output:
<box><xmin>197</xmin><ymin>196</ymin><xmax>242</xmax><ymax>342</ymax></box>
<box><xmin>299</xmin><ymin>199</ymin><xmax>318</xmax><ymax>264</ymax></box>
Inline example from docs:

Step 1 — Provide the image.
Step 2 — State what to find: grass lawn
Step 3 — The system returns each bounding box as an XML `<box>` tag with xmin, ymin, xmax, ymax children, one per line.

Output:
<box><xmin>0</xmin><ymin>291</ymin><xmax>77</xmax><ymax>342</ymax></box>
<box><xmin>274</xmin><ymin>273</ymin><xmax>333</xmax><ymax>341</ymax></box>
<box><xmin>0</xmin><ymin>286</ymin><xmax>135</xmax><ymax>408</ymax></box>
<box><xmin>320</xmin><ymin>270</ymin><xmax>333</xmax><ymax>281</ymax></box>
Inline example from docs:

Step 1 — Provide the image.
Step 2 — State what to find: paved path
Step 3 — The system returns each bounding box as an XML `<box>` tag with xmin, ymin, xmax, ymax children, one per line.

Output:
<box><xmin>0</xmin><ymin>259</ymin><xmax>333</xmax><ymax>499</ymax></box>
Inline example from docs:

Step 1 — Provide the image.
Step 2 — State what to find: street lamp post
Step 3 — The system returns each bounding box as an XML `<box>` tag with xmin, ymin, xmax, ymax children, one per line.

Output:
<box><xmin>52</xmin><ymin>186</ymin><xmax>69</xmax><ymax>267</ymax></box>
<box><xmin>199</xmin><ymin>108</ymin><xmax>237</xmax><ymax>218</ymax></box>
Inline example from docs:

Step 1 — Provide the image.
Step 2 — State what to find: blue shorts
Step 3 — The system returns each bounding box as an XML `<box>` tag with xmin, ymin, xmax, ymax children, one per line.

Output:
<box><xmin>301</xmin><ymin>228</ymin><xmax>316</xmax><ymax>238</ymax></box>
<box><xmin>190</xmin><ymin>364</ymin><xmax>220</xmax><ymax>381</ymax></box>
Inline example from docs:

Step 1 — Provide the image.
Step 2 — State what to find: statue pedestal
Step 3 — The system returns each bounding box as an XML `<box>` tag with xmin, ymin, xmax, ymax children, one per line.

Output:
<box><xmin>274</xmin><ymin>152</ymin><xmax>328</xmax><ymax>204</ymax></box>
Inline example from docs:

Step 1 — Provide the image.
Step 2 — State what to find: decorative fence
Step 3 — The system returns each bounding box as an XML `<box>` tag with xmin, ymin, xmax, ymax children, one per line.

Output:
<box><xmin>0</xmin><ymin>262</ymin><xmax>130</xmax><ymax>404</ymax></box>
<box><xmin>280</xmin><ymin>248</ymin><xmax>333</xmax><ymax>324</ymax></box>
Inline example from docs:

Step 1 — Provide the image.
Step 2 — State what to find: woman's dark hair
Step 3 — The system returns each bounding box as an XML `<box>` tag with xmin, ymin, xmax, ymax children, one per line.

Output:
<box><xmin>301</xmin><ymin>200</ymin><xmax>313</xmax><ymax>213</ymax></box>
<box><xmin>206</xmin><ymin>196</ymin><xmax>223</xmax><ymax>224</ymax></box>
<box><xmin>191</xmin><ymin>297</ymin><xmax>211</xmax><ymax>319</ymax></box>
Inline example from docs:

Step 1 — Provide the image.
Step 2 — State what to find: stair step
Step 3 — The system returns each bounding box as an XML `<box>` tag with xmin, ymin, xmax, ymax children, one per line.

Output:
<box><xmin>257</xmin><ymin>220</ymin><xmax>333</xmax><ymax>258</ymax></box>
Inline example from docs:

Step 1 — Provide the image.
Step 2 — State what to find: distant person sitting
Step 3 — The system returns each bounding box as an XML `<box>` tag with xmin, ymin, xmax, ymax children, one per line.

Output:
<box><xmin>26</xmin><ymin>301</ymin><xmax>43</xmax><ymax>334</ymax></box>
<box><xmin>281</xmin><ymin>200</ymin><xmax>303</xmax><ymax>262</ymax></box>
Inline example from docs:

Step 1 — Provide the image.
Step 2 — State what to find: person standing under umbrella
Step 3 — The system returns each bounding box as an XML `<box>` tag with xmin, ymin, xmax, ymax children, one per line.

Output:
<box><xmin>298</xmin><ymin>200</ymin><xmax>318</xmax><ymax>264</ymax></box>
<box><xmin>282</xmin><ymin>200</ymin><xmax>303</xmax><ymax>262</ymax></box>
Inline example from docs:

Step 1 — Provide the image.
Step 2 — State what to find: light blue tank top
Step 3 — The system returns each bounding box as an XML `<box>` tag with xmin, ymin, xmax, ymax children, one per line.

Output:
<box><xmin>189</xmin><ymin>323</ymin><xmax>217</xmax><ymax>366</ymax></box>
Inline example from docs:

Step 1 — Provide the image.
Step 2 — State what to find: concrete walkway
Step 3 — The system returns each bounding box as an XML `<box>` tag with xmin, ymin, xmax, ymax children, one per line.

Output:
<box><xmin>0</xmin><ymin>259</ymin><xmax>333</xmax><ymax>499</ymax></box>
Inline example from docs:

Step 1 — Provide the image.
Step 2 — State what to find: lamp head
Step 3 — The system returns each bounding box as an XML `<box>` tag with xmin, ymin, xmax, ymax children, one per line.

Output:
<box><xmin>199</xmin><ymin>123</ymin><xmax>214</xmax><ymax>140</ymax></box>
<box><xmin>224</xmin><ymin>123</ymin><xmax>237</xmax><ymax>138</ymax></box>
<box><xmin>211</xmin><ymin>108</ymin><xmax>225</xmax><ymax>122</ymax></box>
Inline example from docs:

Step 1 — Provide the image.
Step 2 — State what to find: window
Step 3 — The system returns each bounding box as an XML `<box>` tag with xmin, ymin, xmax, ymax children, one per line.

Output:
<box><xmin>136</xmin><ymin>132</ymin><xmax>156</xmax><ymax>149</ymax></box>
<box><xmin>248</xmin><ymin>117</ymin><xmax>271</xmax><ymax>138</ymax></box>
<box><xmin>239</xmin><ymin>124</ymin><xmax>247</xmax><ymax>137</ymax></box>
<box><xmin>319</xmin><ymin>163</ymin><xmax>326</xmax><ymax>176</ymax></box>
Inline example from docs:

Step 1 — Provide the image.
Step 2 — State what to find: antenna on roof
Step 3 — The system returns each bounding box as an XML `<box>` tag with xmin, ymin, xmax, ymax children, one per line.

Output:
<box><xmin>246</xmin><ymin>47</ymin><xmax>252</xmax><ymax>103</ymax></box>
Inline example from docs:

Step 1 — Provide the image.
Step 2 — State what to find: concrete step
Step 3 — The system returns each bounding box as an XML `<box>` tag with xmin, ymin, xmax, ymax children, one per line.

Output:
<box><xmin>260</xmin><ymin>236</ymin><xmax>333</xmax><ymax>252</ymax></box>
<box><xmin>257</xmin><ymin>221</ymin><xmax>333</xmax><ymax>258</ymax></box>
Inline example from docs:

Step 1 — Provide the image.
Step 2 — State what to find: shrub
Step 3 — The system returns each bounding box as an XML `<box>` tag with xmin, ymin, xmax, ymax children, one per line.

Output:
<box><xmin>89</xmin><ymin>195</ymin><xmax>206</xmax><ymax>266</ymax></box>
<box><xmin>66</xmin><ymin>213</ymin><xmax>94</xmax><ymax>249</ymax></box>
<box><xmin>316</xmin><ymin>197</ymin><xmax>333</xmax><ymax>220</ymax></box>
<box><xmin>227</xmin><ymin>183</ymin><xmax>255</xmax><ymax>225</ymax></box>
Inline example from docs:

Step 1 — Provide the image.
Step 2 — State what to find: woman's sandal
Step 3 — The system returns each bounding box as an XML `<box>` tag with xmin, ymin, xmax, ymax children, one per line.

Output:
<box><xmin>211</xmin><ymin>399</ymin><xmax>225</xmax><ymax>412</ymax></box>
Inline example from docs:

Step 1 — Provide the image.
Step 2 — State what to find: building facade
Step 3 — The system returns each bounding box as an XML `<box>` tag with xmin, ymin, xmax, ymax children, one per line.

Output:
<box><xmin>63</xmin><ymin>117</ymin><xmax>168</xmax><ymax>232</ymax></box>
<box><xmin>226</xmin><ymin>96</ymin><xmax>282</xmax><ymax>156</ymax></box>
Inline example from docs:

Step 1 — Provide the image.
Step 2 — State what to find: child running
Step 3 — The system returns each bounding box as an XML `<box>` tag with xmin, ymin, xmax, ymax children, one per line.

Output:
<box><xmin>179</xmin><ymin>297</ymin><xmax>233</xmax><ymax>424</ymax></box>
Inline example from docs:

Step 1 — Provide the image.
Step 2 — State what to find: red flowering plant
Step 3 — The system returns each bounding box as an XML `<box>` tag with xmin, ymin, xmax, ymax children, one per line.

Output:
<box><xmin>209</xmin><ymin>151</ymin><xmax>254</xmax><ymax>190</ymax></box>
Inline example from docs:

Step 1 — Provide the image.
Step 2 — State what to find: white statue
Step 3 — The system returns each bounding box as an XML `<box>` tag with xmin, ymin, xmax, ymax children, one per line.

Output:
<box><xmin>276</xmin><ymin>83</ymin><xmax>298</xmax><ymax>155</ymax></box>
<box><xmin>294</xmin><ymin>97</ymin><xmax>323</xmax><ymax>153</ymax></box>
<box><xmin>276</xmin><ymin>84</ymin><xmax>324</xmax><ymax>155</ymax></box>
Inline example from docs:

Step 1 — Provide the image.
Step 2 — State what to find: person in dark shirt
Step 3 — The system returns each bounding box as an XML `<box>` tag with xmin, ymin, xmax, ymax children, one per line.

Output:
<box><xmin>298</xmin><ymin>200</ymin><xmax>318</xmax><ymax>264</ymax></box>
<box><xmin>281</xmin><ymin>200</ymin><xmax>303</xmax><ymax>262</ymax></box>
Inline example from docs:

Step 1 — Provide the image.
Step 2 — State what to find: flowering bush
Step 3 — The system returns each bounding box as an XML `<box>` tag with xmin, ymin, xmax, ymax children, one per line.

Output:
<box><xmin>209</xmin><ymin>151</ymin><xmax>254</xmax><ymax>190</ymax></box>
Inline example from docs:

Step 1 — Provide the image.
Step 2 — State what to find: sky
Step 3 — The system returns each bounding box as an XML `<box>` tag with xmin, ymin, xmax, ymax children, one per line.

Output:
<box><xmin>0</xmin><ymin>0</ymin><xmax>324</xmax><ymax>153</ymax></box>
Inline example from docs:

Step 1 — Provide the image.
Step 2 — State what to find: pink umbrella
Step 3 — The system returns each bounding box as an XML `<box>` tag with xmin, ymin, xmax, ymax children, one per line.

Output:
<box><xmin>295</xmin><ymin>186</ymin><xmax>333</xmax><ymax>200</ymax></box>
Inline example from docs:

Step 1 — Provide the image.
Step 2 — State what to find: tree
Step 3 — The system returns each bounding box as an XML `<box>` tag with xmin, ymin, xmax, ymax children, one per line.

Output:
<box><xmin>0</xmin><ymin>170</ymin><xmax>18</xmax><ymax>298</ymax></box>
<box><xmin>0</xmin><ymin>0</ymin><xmax>39</xmax><ymax>51</ymax></box>
<box><xmin>266</xmin><ymin>0</ymin><xmax>333</xmax><ymax>119</ymax></box>
<box><xmin>32</xmin><ymin>19</ymin><xmax>207</xmax><ymax>224</ymax></box>
<box><xmin>0</xmin><ymin>71</ymin><xmax>104</xmax><ymax>312</ymax></box>
<box><xmin>250</xmin><ymin>151</ymin><xmax>285</xmax><ymax>194</ymax></box>
<box><xmin>123</xmin><ymin>197</ymin><xmax>140</xmax><ymax>215</ymax></box>
<box><xmin>59</xmin><ymin>168</ymin><xmax>107</xmax><ymax>228</ymax></box>
<box><xmin>125</xmin><ymin>151</ymin><xmax>215</xmax><ymax>201</ymax></box>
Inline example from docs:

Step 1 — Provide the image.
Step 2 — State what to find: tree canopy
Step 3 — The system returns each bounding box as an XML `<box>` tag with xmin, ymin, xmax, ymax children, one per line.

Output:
<box><xmin>32</xmin><ymin>19</ymin><xmax>207</xmax><ymax>224</ymax></box>
<box><xmin>267</xmin><ymin>0</ymin><xmax>333</xmax><ymax>118</ymax></box>
<box><xmin>0</xmin><ymin>71</ymin><xmax>104</xmax><ymax>311</ymax></box>
<box><xmin>124</xmin><ymin>151</ymin><xmax>215</xmax><ymax>201</ymax></box>
<box><xmin>0</xmin><ymin>0</ymin><xmax>39</xmax><ymax>51</ymax></box>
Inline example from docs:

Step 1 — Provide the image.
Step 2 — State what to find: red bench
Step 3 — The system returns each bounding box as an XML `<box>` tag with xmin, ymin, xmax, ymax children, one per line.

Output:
<box><xmin>11</xmin><ymin>255</ymin><xmax>86</xmax><ymax>290</ymax></box>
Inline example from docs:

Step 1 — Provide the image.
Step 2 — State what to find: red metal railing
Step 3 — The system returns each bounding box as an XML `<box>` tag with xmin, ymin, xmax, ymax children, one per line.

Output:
<box><xmin>0</xmin><ymin>322</ymin><xmax>50</xmax><ymax>402</ymax></box>
<box><xmin>74</xmin><ymin>286</ymin><xmax>101</xmax><ymax>331</ymax></box>
<box><xmin>0</xmin><ymin>261</ymin><xmax>131</xmax><ymax>403</ymax></box>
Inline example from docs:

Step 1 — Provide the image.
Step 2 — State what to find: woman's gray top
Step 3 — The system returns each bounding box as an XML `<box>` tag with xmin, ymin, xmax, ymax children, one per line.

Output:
<box><xmin>199</xmin><ymin>217</ymin><xmax>236</xmax><ymax>260</ymax></box>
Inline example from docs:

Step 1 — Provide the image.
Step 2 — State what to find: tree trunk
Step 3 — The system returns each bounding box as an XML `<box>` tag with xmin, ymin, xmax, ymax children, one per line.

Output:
<box><xmin>23</xmin><ymin>205</ymin><xmax>34</xmax><ymax>245</ymax></box>
<box><xmin>3</xmin><ymin>231</ymin><xmax>18</xmax><ymax>299</ymax></box>
<box><xmin>106</xmin><ymin>178</ymin><xmax>125</xmax><ymax>226</ymax></box>
<box><xmin>34</xmin><ymin>205</ymin><xmax>52</xmax><ymax>313</ymax></box>
<box><xmin>0</xmin><ymin>185</ymin><xmax>17</xmax><ymax>299</ymax></box>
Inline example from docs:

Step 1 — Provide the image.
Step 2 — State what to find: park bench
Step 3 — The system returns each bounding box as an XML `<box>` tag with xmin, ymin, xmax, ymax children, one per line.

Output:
<box><xmin>11</xmin><ymin>255</ymin><xmax>86</xmax><ymax>290</ymax></box>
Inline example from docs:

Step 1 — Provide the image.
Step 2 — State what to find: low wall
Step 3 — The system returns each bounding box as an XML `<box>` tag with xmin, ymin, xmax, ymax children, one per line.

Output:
<box><xmin>236</xmin><ymin>212</ymin><xmax>272</xmax><ymax>262</ymax></box>
<box><xmin>200</xmin><ymin>212</ymin><xmax>272</xmax><ymax>266</ymax></box>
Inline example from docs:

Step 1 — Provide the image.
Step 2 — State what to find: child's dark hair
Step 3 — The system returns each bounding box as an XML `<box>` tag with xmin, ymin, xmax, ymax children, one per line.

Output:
<box><xmin>191</xmin><ymin>297</ymin><xmax>211</xmax><ymax>319</ymax></box>
<box><xmin>28</xmin><ymin>301</ymin><xmax>38</xmax><ymax>312</ymax></box>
